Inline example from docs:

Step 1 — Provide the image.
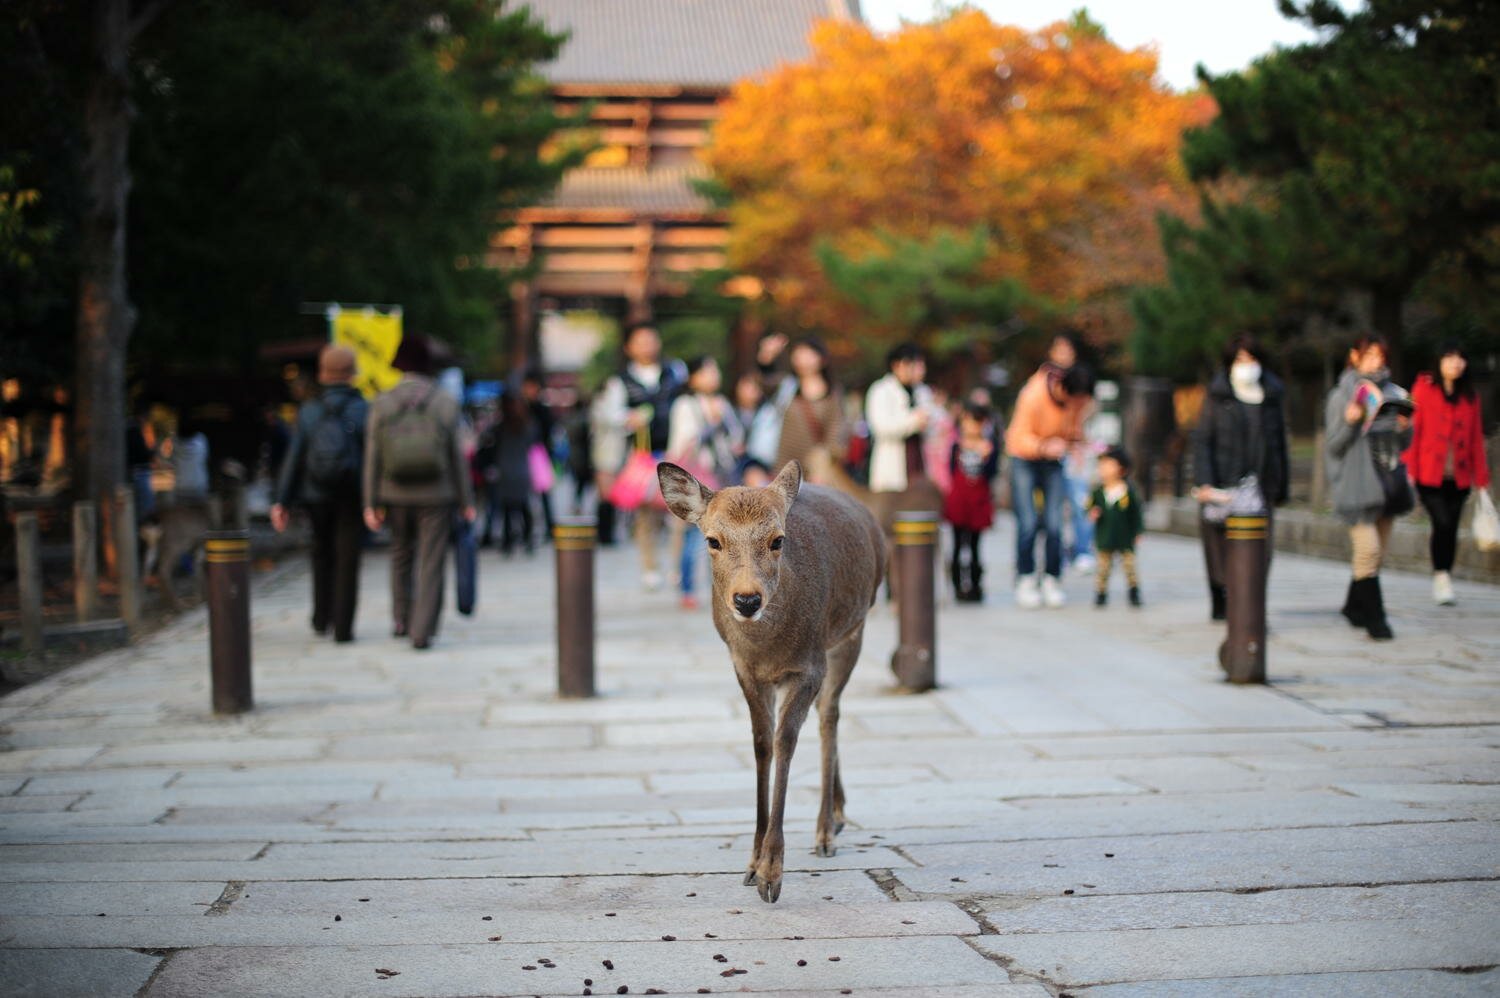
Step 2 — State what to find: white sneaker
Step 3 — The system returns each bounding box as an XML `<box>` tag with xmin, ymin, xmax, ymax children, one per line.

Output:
<box><xmin>1041</xmin><ymin>574</ymin><xmax>1067</xmax><ymax>608</ymax></box>
<box><xmin>1015</xmin><ymin>574</ymin><xmax>1042</xmax><ymax>609</ymax></box>
<box><xmin>1433</xmin><ymin>571</ymin><xmax>1455</xmax><ymax>606</ymax></box>
<box><xmin>641</xmin><ymin>571</ymin><xmax>664</xmax><ymax>592</ymax></box>
<box><xmin>1072</xmin><ymin>553</ymin><xmax>1097</xmax><ymax>575</ymax></box>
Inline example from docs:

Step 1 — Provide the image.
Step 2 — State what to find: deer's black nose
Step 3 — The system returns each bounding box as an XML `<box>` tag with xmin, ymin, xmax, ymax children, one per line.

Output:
<box><xmin>733</xmin><ymin>592</ymin><xmax>763</xmax><ymax>617</ymax></box>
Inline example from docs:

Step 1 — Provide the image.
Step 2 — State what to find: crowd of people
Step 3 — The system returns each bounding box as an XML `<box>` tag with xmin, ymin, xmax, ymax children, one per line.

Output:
<box><xmin>263</xmin><ymin>323</ymin><xmax>1490</xmax><ymax>652</ymax></box>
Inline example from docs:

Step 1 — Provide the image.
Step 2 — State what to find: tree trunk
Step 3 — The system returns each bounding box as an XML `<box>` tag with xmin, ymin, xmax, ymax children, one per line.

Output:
<box><xmin>1370</xmin><ymin>284</ymin><xmax>1405</xmax><ymax>374</ymax></box>
<box><xmin>74</xmin><ymin>0</ymin><xmax>136</xmax><ymax>524</ymax></box>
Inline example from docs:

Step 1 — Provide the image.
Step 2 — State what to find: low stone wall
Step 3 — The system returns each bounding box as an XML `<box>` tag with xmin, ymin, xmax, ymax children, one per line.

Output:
<box><xmin>1150</xmin><ymin>497</ymin><xmax>1500</xmax><ymax>583</ymax></box>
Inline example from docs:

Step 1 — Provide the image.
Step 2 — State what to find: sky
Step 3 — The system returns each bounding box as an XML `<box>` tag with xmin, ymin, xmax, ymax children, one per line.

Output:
<box><xmin>857</xmin><ymin>1</ymin><xmax>1339</xmax><ymax>90</ymax></box>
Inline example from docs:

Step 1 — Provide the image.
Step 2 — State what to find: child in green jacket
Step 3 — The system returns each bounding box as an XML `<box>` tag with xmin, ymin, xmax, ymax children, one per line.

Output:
<box><xmin>1088</xmin><ymin>446</ymin><xmax>1144</xmax><ymax>607</ymax></box>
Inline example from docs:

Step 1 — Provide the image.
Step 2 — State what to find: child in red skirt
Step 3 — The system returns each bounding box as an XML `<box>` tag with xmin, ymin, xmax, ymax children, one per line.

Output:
<box><xmin>945</xmin><ymin>403</ymin><xmax>999</xmax><ymax>602</ymax></box>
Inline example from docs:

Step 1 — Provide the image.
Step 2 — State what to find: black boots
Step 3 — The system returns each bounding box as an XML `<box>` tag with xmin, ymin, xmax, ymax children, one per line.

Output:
<box><xmin>1210</xmin><ymin>584</ymin><xmax>1227</xmax><ymax>621</ymax></box>
<box><xmin>1345</xmin><ymin>576</ymin><xmax>1393</xmax><ymax>641</ymax></box>
<box><xmin>951</xmin><ymin>558</ymin><xmax>984</xmax><ymax>603</ymax></box>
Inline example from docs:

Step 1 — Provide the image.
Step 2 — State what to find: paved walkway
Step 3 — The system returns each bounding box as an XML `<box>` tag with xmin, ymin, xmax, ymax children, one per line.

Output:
<box><xmin>2</xmin><ymin>518</ymin><xmax>1498</xmax><ymax>997</ymax></box>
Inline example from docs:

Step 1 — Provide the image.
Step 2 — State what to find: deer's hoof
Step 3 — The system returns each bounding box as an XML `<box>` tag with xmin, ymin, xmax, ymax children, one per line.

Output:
<box><xmin>743</xmin><ymin>868</ymin><xmax>758</xmax><ymax>887</ymax></box>
<box><xmin>757</xmin><ymin>876</ymin><xmax>782</xmax><ymax>903</ymax></box>
<box><xmin>815</xmin><ymin>841</ymin><xmax>837</xmax><ymax>858</ymax></box>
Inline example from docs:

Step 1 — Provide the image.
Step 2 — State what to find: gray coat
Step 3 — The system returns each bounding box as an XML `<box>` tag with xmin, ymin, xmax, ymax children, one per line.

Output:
<box><xmin>363</xmin><ymin>375</ymin><xmax>474</xmax><ymax>510</ymax></box>
<box><xmin>1324</xmin><ymin>368</ymin><xmax>1412</xmax><ymax>524</ymax></box>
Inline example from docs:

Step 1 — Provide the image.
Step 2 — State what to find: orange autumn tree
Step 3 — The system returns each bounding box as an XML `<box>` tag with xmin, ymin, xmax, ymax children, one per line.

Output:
<box><xmin>706</xmin><ymin>10</ymin><xmax>1215</xmax><ymax>355</ymax></box>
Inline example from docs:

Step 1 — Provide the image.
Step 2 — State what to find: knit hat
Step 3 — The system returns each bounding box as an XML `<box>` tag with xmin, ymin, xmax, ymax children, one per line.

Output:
<box><xmin>318</xmin><ymin>344</ymin><xmax>357</xmax><ymax>385</ymax></box>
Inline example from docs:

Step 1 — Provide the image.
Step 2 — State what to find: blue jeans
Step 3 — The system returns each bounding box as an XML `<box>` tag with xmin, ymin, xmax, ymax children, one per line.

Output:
<box><xmin>680</xmin><ymin>524</ymin><xmax>703</xmax><ymax>594</ymax></box>
<box><xmin>1011</xmin><ymin>458</ymin><xmax>1066</xmax><ymax>578</ymax></box>
<box><xmin>1065</xmin><ymin>470</ymin><xmax>1094</xmax><ymax>561</ymax></box>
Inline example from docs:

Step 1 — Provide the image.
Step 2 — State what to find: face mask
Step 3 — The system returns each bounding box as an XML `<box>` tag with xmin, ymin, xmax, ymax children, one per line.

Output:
<box><xmin>1230</xmin><ymin>361</ymin><xmax>1261</xmax><ymax>387</ymax></box>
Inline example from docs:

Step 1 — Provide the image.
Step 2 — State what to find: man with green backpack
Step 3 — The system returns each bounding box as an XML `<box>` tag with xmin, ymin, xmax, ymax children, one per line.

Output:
<box><xmin>363</xmin><ymin>339</ymin><xmax>476</xmax><ymax>650</ymax></box>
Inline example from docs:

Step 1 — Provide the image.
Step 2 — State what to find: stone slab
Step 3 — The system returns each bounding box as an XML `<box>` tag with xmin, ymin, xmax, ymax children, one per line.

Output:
<box><xmin>145</xmin><ymin>936</ymin><xmax>1010</xmax><ymax>997</ymax></box>
<box><xmin>0</xmin><ymin>880</ymin><xmax>227</xmax><ymax>916</ymax></box>
<box><xmin>1076</xmin><ymin>968</ymin><xmax>1500</xmax><ymax>997</ymax></box>
<box><xmin>0</xmin><ymin>948</ymin><xmax>161</xmax><ymax>998</ymax></box>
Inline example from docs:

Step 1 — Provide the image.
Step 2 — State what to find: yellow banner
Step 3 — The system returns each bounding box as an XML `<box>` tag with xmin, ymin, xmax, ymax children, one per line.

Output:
<box><xmin>330</xmin><ymin>307</ymin><xmax>403</xmax><ymax>398</ymax></box>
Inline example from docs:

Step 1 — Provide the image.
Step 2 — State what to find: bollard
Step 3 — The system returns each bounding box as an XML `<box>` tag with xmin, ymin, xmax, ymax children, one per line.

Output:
<box><xmin>16</xmin><ymin>512</ymin><xmax>44</xmax><ymax>654</ymax></box>
<box><xmin>1219</xmin><ymin>514</ymin><xmax>1269</xmax><ymax>684</ymax></box>
<box><xmin>112</xmin><ymin>486</ymin><xmax>142</xmax><ymax>633</ymax></box>
<box><xmin>554</xmin><ymin>516</ymin><xmax>596</xmax><ymax>699</ymax></box>
<box><xmin>204</xmin><ymin>530</ymin><xmax>253</xmax><ymax>714</ymax></box>
<box><xmin>890</xmin><ymin>511</ymin><xmax>938</xmax><ymax>692</ymax></box>
<box><xmin>73</xmin><ymin>501</ymin><xmax>99</xmax><ymax>622</ymax></box>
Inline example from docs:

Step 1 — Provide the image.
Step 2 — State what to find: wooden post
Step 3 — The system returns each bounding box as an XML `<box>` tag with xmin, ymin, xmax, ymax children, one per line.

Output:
<box><xmin>554</xmin><ymin>517</ymin><xmax>597</xmax><ymax>699</ymax></box>
<box><xmin>112</xmin><ymin>485</ymin><xmax>142</xmax><ymax>632</ymax></box>
<box><xmin>73</xmin><ymin>501</ymin><xmax>99</xmax><ymax>622</ymax></box>
<box><xmin>16</xmin><ymin>512</ymin><xmax>45</xmax><ymax>654</ymax></box>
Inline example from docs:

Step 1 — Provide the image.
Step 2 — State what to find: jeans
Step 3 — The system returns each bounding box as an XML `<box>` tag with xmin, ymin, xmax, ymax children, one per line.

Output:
<box><xmin>680</xmin><ymin>524</ymin><xmax>703</xmax><ymax>595</ymax></box>
<box><xmin>1011</xmin><ymin>458</ymin><xmax>1066</xmax><ymax>578</ymax></box>
<box><xmin>1065</xmin><ymin>469</ymin><xmax>1094</xmax><ymax>561</ymax></box>
<box><xmin>1417</xmin><ymin>480</ymin><xmax>1470</xmax><ymax>572</ymax></box>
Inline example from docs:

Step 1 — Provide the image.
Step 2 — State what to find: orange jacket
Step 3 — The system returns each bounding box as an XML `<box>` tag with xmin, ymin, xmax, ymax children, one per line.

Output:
<box><xmin>1004</xmin><ymin>369</ymin><xmax>1089</xmax><ymax>461</ymax></box>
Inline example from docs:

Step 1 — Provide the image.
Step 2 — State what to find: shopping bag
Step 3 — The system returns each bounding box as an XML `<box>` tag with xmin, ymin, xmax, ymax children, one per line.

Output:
<box><xmin>453</xmin><ymin>515</ymin><xmax>478</xmax><ymax>616</ymax></box>
<box><xmin>1474</xmin><ymin>490</ymin><xmax>1500</xmax><ymax>553</ymax></box>
<box><xmin>527</xmin><ymin>443</ymin><xmax>555</xmax><ymax>494</ymax></box>
<box><xmin>606</xmin><ymin>450</ymin><xmax>664</xmax><ymax>510</ymax></box>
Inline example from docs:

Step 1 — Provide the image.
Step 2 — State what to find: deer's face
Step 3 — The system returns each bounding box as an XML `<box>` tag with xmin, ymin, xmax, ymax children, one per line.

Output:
<box><xmin>659</xmin><ymin>461</ymin><xmax>802</xmax><ymax>623</ymax></box>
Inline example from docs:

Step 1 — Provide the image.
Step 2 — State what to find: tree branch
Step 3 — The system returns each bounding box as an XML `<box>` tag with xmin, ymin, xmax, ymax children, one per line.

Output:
<box><xmin>127</xmin><ymin>0</ymin><xmax>170</xmax><ymax>42</ymax></box>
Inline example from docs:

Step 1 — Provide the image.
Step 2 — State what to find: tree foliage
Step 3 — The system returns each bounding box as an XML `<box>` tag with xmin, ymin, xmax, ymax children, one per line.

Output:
<box><xmin>1133</xmin><ymin>0</ymin><xmax>1500</xmax><ymax>379</ymax></box>
<box><xmin>706</xmin><ymin>10</ymin><xmax>1212</xmax><ymax>356</ymax></box>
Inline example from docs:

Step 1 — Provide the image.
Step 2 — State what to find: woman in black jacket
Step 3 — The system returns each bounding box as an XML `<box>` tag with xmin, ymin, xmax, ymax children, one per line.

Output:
<box><xmin>1192</xmin><ymin>336</ymin><xmax>1291</xmax><ymax>620</ymax></box>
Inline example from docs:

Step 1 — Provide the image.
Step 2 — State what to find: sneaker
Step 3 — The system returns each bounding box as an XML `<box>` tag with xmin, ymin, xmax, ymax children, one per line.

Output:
<box><xmin>1073</xmin><ymin>553</ymin><xmax>1097</xmax><ymax>575</ymax></box>
<box><xmin>1128</xmin><ymin>586</ymin><xmax>1142</xmax><ymax>607</ymax></box>
<box><xmin>1433</xmin><ymin>571</ymin><xmax>1455</xmax><ymax>606</ymax></box>
<box><xmin>642</xmin><ymin>571</ymin><xmax>664</xmax><ymax>592</ymax></box>
<box><xmin>1041</xmin><ymin>575</ymin><xmax>1067</xmax><ymax>608</ymax></box>
<box><xmin>1094</xmin><ymin>591</ymin><xmax>1107</xmax><ymax>608</ymax></box>
<box><xmin>1015</xmin><ymin>574</ymin><xmax>1042</xmax><ymax>609</ymax></box>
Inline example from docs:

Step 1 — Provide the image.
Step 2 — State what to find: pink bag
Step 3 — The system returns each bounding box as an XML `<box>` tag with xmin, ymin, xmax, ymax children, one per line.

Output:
<box><xmin>527</xmin><ymin>444</ymin><xmax>555</xmax><ymax>494</ymax></box>
<box><xmin>607</xmin><ymin>450</ymin><xmax>665</xmax><ymax>510</ymax></box>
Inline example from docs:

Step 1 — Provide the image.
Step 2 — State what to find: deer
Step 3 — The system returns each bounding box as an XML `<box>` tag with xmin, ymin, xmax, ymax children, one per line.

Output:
<box><xmin>658</xmin><ymin>459</ymin><xmax>885</xmax><ymax>903</ymax></box>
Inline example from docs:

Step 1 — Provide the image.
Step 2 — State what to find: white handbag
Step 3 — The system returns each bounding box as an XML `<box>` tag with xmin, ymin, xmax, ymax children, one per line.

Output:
<box><xmin>1474</xmin><ymin>489</ymin><xmax>1500</xmax><ymax>553</ymax></box>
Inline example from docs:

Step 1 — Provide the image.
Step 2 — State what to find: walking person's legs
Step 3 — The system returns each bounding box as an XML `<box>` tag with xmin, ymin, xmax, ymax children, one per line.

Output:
<box><xmin>331</xmin><ymin>497</ymin><xmax>362</xmax><ymax>642</ymax></box>
<box><xmin>521</xmin><ymin>498</ymin><xmax>535</xmax><ymax>553</ymax></box>
<box><xmin>409</xmin><ymin>505</ymin><xmax>451</xmax><ymax>649</ymax></box>
<box><xmin>636</xmin><ymin>508</ymin><xmax>661</xmax><ymax>589</ymax></box>
<box><xmin>1066</xmin><ymin>471</ymin><xmax>1095</xmax><ymax>570</ymax></box>
<box><xmin>387</xmin><ymin>505</ymin><xmax>416</xmax><ymax>637</ymax></box>
<box><xmin>967</xmin><ymin>528</ymin><xmax>985</xmax><ymax>600</ymax></box>
<box><xmin>1419</xmin><ymin>481</ymin><xmax>1468</xmax><ymax>604</ymax></box>
<box><xmin>1348</xmin><ymin>518</ymin><xmax>1394</xmax><ymax>640</ymax></box>
<box><xmin>1201</xmin><ymin>515</ymin><xmax>1228</xmax><ymax>620</ymax></box>
<box><xmin>1123</xmin><ymin>549</ymin><xmax>1141</xmax><ymax>606</ymax></box>
<box><xmin>1039</xmin><ymin>460</ymin><xmax>1067</xmax><ymax>607</ymax></box>
<box><xmin>308</xmin><ymin>503</ymin><xmax>335</xmax><ymax>635</ymax></box>
<box><xmin>1011</xmin><ymin>459</ymin><xmax>1041</xmax><ymax>607</ymax></box>
<box><xmin>1094</xmin><ymin>550</ymin><xmax>1114</xmax><ymax>605</ymax></box>
<box><xmin>950</xmin><ymin>527</ymin><xmax>971</xmax><ymax>600</ymax></box>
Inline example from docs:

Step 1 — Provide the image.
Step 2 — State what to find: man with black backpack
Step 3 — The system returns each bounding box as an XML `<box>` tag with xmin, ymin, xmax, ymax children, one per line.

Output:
<box><xmin>272</xmin><ymin>344</ymin><xmax>369</xmax><ymax>643</ymax></box>
<box><xmin>363</xmin><ymin>338</ymin><xmax>475</xmax><ymax>650</ymax></box>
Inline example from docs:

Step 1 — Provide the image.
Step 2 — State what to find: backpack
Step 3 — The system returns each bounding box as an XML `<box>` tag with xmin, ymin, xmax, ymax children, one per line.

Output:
<box><xmin>382</xmin><ymin>386</ymin><xmax>446</xmax><ymax>485</ymax></box>
<box><xmin>303</xmin><ymin>394</ymin><xmax>362</xmax><ymax>494</ymax></box>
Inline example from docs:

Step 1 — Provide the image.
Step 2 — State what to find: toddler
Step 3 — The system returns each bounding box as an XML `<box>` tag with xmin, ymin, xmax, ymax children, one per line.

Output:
<box><xmin>1088</xmin><ymin>446</ymin><xmax>1143</xmax><ymax>607</ymax></box>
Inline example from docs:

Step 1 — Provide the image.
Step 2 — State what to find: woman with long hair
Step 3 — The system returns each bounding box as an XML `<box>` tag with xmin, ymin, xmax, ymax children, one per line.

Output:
<box><xmin>773</xmin><ymin>336</ymin><xmax>845</xmax><ymax>482</ymax></box>
<box><xmin>1324</xmin><ymin>335</ymin><xmax>1413</xmax><ymax>640</ymax></box>
<box><xmin>1403</xmin><ymin>343</ymin><xmax>1490</xmax><ymax>605</ymax></box>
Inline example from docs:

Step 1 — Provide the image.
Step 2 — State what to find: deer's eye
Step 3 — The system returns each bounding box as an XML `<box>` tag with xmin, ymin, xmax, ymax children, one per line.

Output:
<box><xmin>706</xmin><ymin>536</ymin><xmax>722</xmax><ymax>551</ymax></box>
<box><xmin>769</xmin><ymin>536</ymin><xmax>784</xmax><ymax>552</ymax></box>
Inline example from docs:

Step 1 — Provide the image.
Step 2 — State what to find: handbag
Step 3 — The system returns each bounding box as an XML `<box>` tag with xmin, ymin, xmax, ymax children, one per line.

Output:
<box><xmin>527</xmin><ymin>443</ymin><xmax>555</xmax><ymax>494</ymax></box>
<box><xmin>606</xmin><ymin>431</ymin><xmax>665</xmax><ymax>510</ymax></box>
<box><xmin>1474</xmin><ymin>490</ymin><xmax>1500</xmax><ymax>553</ymax></box>
<box><xmin>1201</xmin><ymin>474</ymin><xmax>1265</xmax><ymax>524</ymax></box>
<box><xmin>1366</xmin><ymin>432</ymin><xmax>1413</xmax><ymax>518</ymax></box>
<box><xmin>452</xmin><ymin>515</ymin><xmax>477</xmax><ymax>616</ymax></box>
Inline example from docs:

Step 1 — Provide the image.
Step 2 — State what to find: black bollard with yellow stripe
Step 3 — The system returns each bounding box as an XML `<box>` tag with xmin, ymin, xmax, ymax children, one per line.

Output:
<box><xmin>891</xmin><ymin>511</ymin><xmax>939</xmax><ymax>692</ymax></box>
<box><xmin>204</xmin><ymin>530</ymin><xmax>253</xmax><ymax>714</ymax></box>
<box><xmin>554</xmin><ymin>517</ymin><xmax>597</xmax><ymax>699</ymax></box>
<box><xmin>1219</xmin><ymin>513</ymin><xmax>1269</xmax><ymax>684</ymax></box>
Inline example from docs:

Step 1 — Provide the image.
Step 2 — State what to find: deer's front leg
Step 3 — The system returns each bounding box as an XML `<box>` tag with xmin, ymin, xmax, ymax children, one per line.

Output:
<box><xmin>738</xmin><ymin>677</ymin><xmax>775</xmax><ymax>887</ymax></box>
<box><xmin>756</xmin><ymin>675</ymin><xmax>820</xmax><ymax>903</ymax></box>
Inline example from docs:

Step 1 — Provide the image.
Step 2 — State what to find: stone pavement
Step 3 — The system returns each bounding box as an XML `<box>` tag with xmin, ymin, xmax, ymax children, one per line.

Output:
<box><xmin>1</xmin><ymin>517</ymin><xmax>1498</xmax><ymax>997</ymax></box>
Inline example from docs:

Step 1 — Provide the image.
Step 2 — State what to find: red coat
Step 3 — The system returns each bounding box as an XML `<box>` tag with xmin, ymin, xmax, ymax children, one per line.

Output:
<box><xmin>1402</xmin><ymin>373</ymin><xmax>1490</xmax><ymax>489</ymax></box>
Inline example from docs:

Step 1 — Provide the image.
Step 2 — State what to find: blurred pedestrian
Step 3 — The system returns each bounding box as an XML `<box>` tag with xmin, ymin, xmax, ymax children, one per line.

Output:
<box><xmin>1088</xmin><ymin>446</ymin><xmax>1144</xmax><ymax>607</ymax></box>
<box><xmin>1404</xmin><ymin>343</ymin><xmax>1489</xmax><ymax>605</ymax></box>
<box><xmin>493</xmin><ymin>391</ymin><xmax>536</xmax><ymax>556</ymax></box>
<box><xmin>775</xmin><ymin>336</ymin><xmax>845</xmax><ymax>483</ymax></box>
<box><xmin>666</xmin><ymin>355</ymin><xmax>735</xmax><ymax>609</ymax></box>
<box><xmin>944</xmin><ymin>403</ymin><xmax>999</xmax><ymax>603</ymax></box>
<box><xmin>271</xmin><ymin>344</ymin><xmax>368</xmax><ymax>642</ymax></box>
<box><xmin>1005</xmin><ymin>362</ymin><xmax>1093</xmax><ymax>608</ymax></box>
<box><xmin>520</xmin><ymin>372</ymin><xmax>557</xmax><ymax>538</ymax></box>
<box><xmin>597</xmin><ymin>322</ymin><xmax>686</xmax><ymax>590</ymax></box>
<box><xmin>363</xmin><ymin>338</ymin><xmax>476</xmax><ymax>650</ymax></box>
<box><xmin>731</xmin><ymin>373</ymin><xmax>780</xmax><ymax>472</ymax></box>
<box><xmin>866</xmin><ymin>341</ymin><xmax>930</xmax><ymax>504</ymax></box>
<box><xmin>1192</xmin><ymin>335</ymin><xmax>1290</xmax><ymax>620</ymax></box>
<box><xmin>1040</xmin><ymin>333</ymin><xmax>1100</xmax><ymax>575</ymax></box>
<box><xmin>1325</xmin><ymin>335</ymin><xmax>1413</xmax><ymax>641</ymax></box>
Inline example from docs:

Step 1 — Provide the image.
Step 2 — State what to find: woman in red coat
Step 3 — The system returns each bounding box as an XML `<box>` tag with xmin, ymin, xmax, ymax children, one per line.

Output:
<box><xmin>1403</xmin><ymin>344</ymin><xmax>1490</xmax><ymax>605</ymax></box>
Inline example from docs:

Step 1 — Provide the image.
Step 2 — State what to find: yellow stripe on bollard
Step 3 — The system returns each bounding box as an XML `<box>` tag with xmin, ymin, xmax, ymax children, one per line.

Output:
<box><xmin>1225</xmin><ymin>515</ymin><xmax>1268</xmax><ymax>541</ymax></box>
<box><xmin>204</xmin><ymin>538</ymin><xmax>250</xmax><ymax>563</ymax></box>
<box><xmin>893</xmin><ymin>521</ymin><xmax>939</xmax><ymax>546</ymax></box>
<box><xmin>553</xmin><ymin>524</ymin><xmax>597</xmax><ymax>551</ymax></box>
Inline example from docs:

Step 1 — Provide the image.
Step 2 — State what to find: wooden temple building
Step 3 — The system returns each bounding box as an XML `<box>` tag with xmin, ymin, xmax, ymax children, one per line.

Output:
<box><xmin>494</xmin><ymin>0</ymin><xmax>862</xmax><ymax>369</ymax></box>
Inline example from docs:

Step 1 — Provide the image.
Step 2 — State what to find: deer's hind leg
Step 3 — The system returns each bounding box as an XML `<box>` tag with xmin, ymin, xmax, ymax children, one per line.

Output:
<box><xmin>815</xmin><ymin>624</ymin><xmax>862</xmax><ymax>858</ymax></box>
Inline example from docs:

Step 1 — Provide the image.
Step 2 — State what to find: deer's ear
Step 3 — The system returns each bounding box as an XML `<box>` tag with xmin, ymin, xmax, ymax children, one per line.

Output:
<box><xmin>658</xmin><ymin>462</ymin><xmax>713</xmax><ymax>524</ymax></box>
<box><xmin>770</xmin><ymin>460</ymin><xmax>802</xmax><ymax>507</ymax></box>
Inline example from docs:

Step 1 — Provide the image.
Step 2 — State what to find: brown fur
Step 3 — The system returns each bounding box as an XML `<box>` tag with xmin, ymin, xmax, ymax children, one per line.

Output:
<box><xmin>659</xmin><ymin>459</ymin><xmax>885</xmax><ymax>903</ymax></box>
